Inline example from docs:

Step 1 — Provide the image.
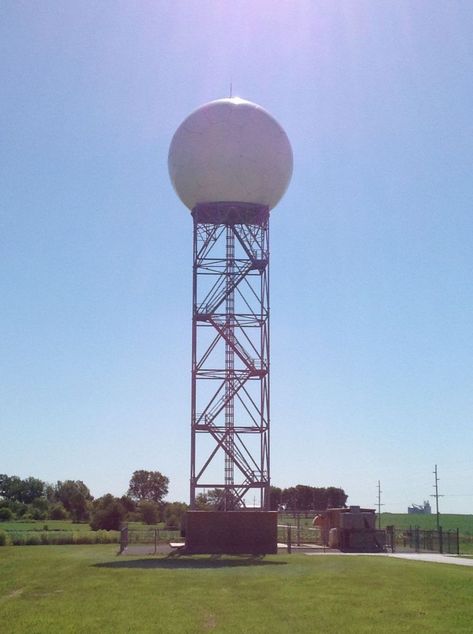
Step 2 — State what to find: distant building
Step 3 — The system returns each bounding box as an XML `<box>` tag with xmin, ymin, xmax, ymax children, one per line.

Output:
<box><xmin>408</xmin><ymin>500</ymin><xmax>432</xmax><ymax>515</ymax></box>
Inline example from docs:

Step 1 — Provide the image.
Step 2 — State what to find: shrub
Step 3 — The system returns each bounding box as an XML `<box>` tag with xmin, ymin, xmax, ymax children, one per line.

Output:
<box><xmin>0</xmin><ymin>507</ymin><xmax>13</xmax><ymax>521</ymax></box>
<box><xmin>15</xmin><ymin>503</ymin><xmax>28</xmax><ymax>518</ymax></box>
<box><xmin>3</xmin><ymin>529</ymin><xmax>119</xmax><ymax>546</ymax></box>
<box><xmin>90</xmin><ymin>500</ymin><xmax>126</xmax><ymax>531</ymax></box>
<box><xmin>32</xmin><ymin>497</ymin><xmax>49</xmax><ymax>513</ymax></box>
<box><xmin>35</xmin><ymin>532</ymin><xmax>72</xmax><ymax>546</ymax></box>
<box><xmin>72</xmin><ymin>530</ymin><xmax>118</xmax><ymax>545</ymax></box>
<box><xmin>28</xmin><ymin>507</ymin><xmax>47</xmax><ymax>521</ymax></box>
<box><xmin>73</xmin><ymin>532</ymin><xmax>95</xmax><ymax>545</ymax></box>
<box><xmin>10</xmin><ymin>534</ymin><xmax>25</xmax><ymax>545</ymax></box>
<box><xmin>49</xmin><ymin>503</ymin><xmax>68</xmax><ymax>520</ymax></box>
<box><xmin>25</xmin><ymin>534</ymin><xmax>41</xmax><ymax>546</ymax></box>
<box><xmin>51</xmin><ymin>532</ymin><xmax>73</xmax><ymax>545</ymax></box>
<box><xmin>95</xmin><ymin>530</ymin><xmax>119</xmax><ymax>544</ymax></box>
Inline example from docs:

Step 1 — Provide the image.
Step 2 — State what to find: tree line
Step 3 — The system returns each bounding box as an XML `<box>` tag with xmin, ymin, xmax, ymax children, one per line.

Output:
<box><xmin>268</xmin><ymin>485</ymin><xmax>348</xmax><ymax>511</ymax></box>
<box><xmin>0</xmin><ymin>472</ymin><xmax>348</xmax><ymax>530</ymax></box>
<box><xmin>0</xmin><ymin>470</ymin><xmax>182</xmax><ymax>531</ymax></box>
<box><xmin>194</xmin><ymin>486</ymin><xmax>347</xmax><ymax>512</ymax></box>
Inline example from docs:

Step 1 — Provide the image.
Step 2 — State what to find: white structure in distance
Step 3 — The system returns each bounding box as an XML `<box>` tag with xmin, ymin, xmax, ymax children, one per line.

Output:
<box><xmin>168</xmin><ymin>97</ymin><xmax>293</xmax><ymax>211</ymax></box>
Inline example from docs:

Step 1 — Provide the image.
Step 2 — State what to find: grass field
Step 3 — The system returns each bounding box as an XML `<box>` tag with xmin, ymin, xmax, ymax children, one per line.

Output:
<box><xmin>380</xmin><ymin>514</ymin><xmax>473</xmax><ymax>554</ymax></box>
<box><xmin>0</xmin><ymin>520</ymin><xmax>178</xmax><ymax>547</ymax></box>
<box><xmin>380</xmin><ymin>513</ymin><xmax>473</xmax><ymax>534</ymax></box>
<box><xmin>2</xmin><ymin>520</ymin><xmax>176</xmax><ymax>533</ymax></box>
<box><xmin>1</xmin><ymin>545</ymin><xmax>473</xmax><ymax>633</ymax></box>
<box><xmin>1</xmin><ymin>520</ymin><xmax>93</xmax><ymax>533</ymax></box>
<box><xmin>0</xmin><ymin>520</ymin><xmax>119</xmax><ymax>546</ymax></box>
<box><xmin>280</xmin><ymin>513</ymin><xmax>473</xmax><ymax>533</ymax></box>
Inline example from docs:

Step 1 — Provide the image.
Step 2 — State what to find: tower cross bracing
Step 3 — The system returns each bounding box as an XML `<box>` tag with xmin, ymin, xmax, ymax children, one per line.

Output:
<box><xmin>190</xmin><ymin>202</ymin><xmax>270</xmax><ymax>511</ymax></box>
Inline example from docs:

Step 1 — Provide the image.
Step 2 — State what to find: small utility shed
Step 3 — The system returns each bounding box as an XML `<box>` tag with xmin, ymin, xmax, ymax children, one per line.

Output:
<box><xmin>320</xmin><ymin>506</ymin><xmax>386</xmax><ymax>552</ymax></box>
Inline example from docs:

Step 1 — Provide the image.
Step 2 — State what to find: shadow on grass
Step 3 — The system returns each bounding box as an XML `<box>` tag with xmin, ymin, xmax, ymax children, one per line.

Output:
<box><xmin>94</xmin><ymin>554</ymin><xmax>287</xmax><ymax>570</ymax></box>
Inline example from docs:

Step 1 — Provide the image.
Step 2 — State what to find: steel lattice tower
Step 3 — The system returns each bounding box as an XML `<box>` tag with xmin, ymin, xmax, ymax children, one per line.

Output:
<box><xmin>190</xmin><ymin>202</ymin><xmax>270</xmax><ymax>510</ymax></box>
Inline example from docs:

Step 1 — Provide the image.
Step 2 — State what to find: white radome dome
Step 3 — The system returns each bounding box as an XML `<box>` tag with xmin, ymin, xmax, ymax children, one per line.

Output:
<box><xmin>168</xmin><ymin>97</ymin><xmax>293</xmax><ymax>211</ymax></box>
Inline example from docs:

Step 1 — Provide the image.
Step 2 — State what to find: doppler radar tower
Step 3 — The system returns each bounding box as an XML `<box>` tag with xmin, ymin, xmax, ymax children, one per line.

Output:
<box><xmin>168</xmin><ymin>97</ymin><xmax>292</xmax><ymax>512</ymax></box>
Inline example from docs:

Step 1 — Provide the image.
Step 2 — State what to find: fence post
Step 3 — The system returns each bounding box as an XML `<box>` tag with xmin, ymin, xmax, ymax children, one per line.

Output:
<box><xmin>287</xmin><ymin>526</ymin><xmax>292</xmax><ymax>554</ymax></box>
<box><xmin>387</xmin><ymin>526</ymin><xmax>394</xmax><ymax>553</ymax></box>
<box><xmin>414</xmin><ymin>527</ymin><xmax>420</xmax><ymax>552</ymax></box>
<box><xmin>154</xmin><ymin>528</ymin><xmax>158</xmax><ymax>555</ymax></box>
<box><xmin>439</xmin><ymin>526</ymin><xmax>443</xmax><ymax>554</ymax></box>
<box><xmin>296</xmin><ymin>514</ymin><xmax>301</xmax><ymax>546</ymax></box>
<box><xmin>119</xmin><ymin>526</ymin><xmax>128</xmax><ymax>555</ymax></box>
<box><xmin>456</xmin><ymin>528</ymin><xmax>460</xmax><ymax>555</ymax></box>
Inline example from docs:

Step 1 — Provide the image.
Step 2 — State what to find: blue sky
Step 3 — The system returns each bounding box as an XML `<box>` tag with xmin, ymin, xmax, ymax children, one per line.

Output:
<box><xmin>2</xmin><ymin>1</ymin><xmax>473</xmax><ymax>513</ymax></box>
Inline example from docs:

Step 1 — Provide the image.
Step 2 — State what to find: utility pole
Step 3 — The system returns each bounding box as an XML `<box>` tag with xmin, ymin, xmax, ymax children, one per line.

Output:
<box><xmin>376</xmin><ymin>480</ymin><xmax>384</xmax><ymax>529</ymax></box>
<box><xmin>431</xmin><ymin>464</ymin><xmax>442</xmax><ymax>532</ymax></box>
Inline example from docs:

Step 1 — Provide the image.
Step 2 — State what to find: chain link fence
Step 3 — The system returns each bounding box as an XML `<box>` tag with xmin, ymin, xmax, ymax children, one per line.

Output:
<box><xmin>386</xmin><ymin>526</ymin><xmax>460</xmax><ymax>554</ymax></box>
<box><xmin>119</xmin><ymin>526</ymin><xmax>182</xmax><ymax>554</ymax></box>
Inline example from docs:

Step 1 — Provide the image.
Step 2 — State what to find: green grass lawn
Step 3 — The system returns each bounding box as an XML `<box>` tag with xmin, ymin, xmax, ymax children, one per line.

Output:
<box><xmin>1</xmin><ymin>546</ymin><xmax>473</xmax><ymax>633</ymax></box>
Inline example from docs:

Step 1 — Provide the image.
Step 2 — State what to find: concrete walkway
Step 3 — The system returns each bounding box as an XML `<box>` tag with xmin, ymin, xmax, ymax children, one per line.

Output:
<box><xmin>389</xmin><ymin>552</ymin><xmax>473</xmax><ymax>567</ymax></box>
<box><xmin>304</xmin><ymin>550</ymin><xmax>473</xmax><ymax>567</ymax></box>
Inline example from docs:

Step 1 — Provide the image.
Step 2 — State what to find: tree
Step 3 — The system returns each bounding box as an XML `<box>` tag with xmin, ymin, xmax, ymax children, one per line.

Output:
<box><xmin>139</xmin><ymin>501</ymin><xmax>160</xmax><ymax>525</ymax></box>
<box><xmin>269</xmin><ymin>486</ymin><xmax>282</xmax><ymax>511</ymax></box>
<box><xmin>0</xmin><ymin>474</ymin><xmax>8</xmax><ymax>498</ymax></box>
<box><xmin>195</xmin><ymin>492</ymin><xmax>210</xmax><ymax>509</ymax></box>
<box><xmin>90</xmin><ymin>495</ymin><xmax>126</xmax><ymax>531</ymax></box>
<box><xmin>163</xmin><ymin>502</ymin><xmax>187</xmax><ymax>529</ymax></box>
<box><xmin>19</xmin><ymin>477</ymin><xmax>45</xmax><ymax>504</ymax></box>
<box><xmin>0</xmin><ymin>507</ymin><xmax>13</xmax><ymax>521</ymax></box>
<box><xmin>127</xmin><ymin>470</ymin><xmax>169</xmax><ymax>504</ymax></box>
<box><xmin>92</xmin><ymin>494</ymin><xmax>115</xmax><ymax>510</ymax></box>
<box><xmin>281</xmin><ymin>486</ymin><xmax>298</xmax><ymax>510</ymax></box>
<box><xmin>119</xmin><ymin>496</ymin><xmax>136</xmax><ymax>514</ymax></box>
<box><xmin>326</xmin><ymin>486</ymin><xmax>348</xmax><ymax>508</ymax></box>
<box><xmin>197</xmin><ymin>488</ymin><xmax>240</xmax><ymax>511</ymax></box>
<box><xmin>54</xmin><ymin>480</ymin><xmax>92</xmax><ymax>522</ymax></box>
<box><xmin>280</xmin><ymin>485</ymin><xmax>348</xmax><ymax>511</ymax></box>
<box><xmin>0</xmin><ymin>475</ymin><xmax>44</xmax><ymax>504</ymax></box>
<box><xmin>0</xmin><ymin>474</ymin><xmax>21</xmax><ymax>500</ymax></box>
